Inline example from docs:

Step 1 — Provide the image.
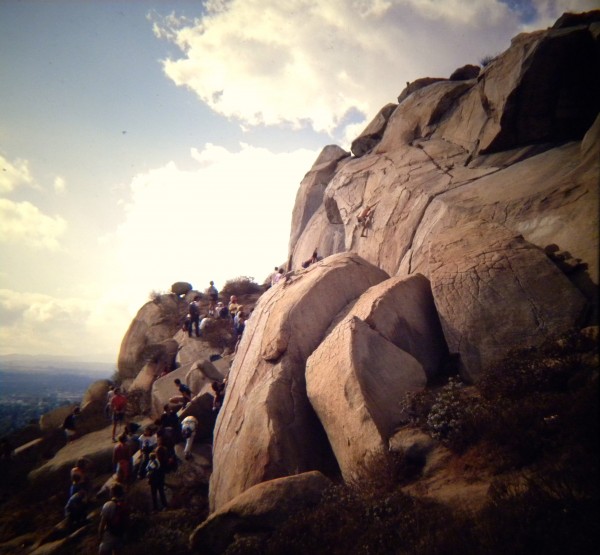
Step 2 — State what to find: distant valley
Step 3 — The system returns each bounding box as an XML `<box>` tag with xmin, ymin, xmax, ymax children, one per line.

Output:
<box><xmin>0</xmin><ymin>356</ymin><xmax>115</xmax><ymax>436</ymax></box>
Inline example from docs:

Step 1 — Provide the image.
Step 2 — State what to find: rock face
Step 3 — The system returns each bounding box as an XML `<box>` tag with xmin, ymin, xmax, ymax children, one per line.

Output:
<box><xmin>118</xmin><ymin>294</ymin><xmax>188</xmax><ymax>380</ymax></box>
<box><xmin>306</xmin><ymin>274</ymin><xmax>446</xmax><ymax>480</ymax></box>
<box><xmin>110</xmin><ymin>12</ymin><xmax>599</xmax><ymax>525</ymax></box>
<box><xmin>191</xmin><ymin>471</ymin><xmax>331</xmax><ymax>554</ymax></box>
<box><xmin>430</xmin><ymin>221</ymin><xmax>588</xmax><ymax>380</ymax></box>
<box><xmin>209</xmin><ymin>253</ymin><xmax>389</xmax><ymax>510</ymax></box>
<box><xmin>288</xmin><ymin>15</ymin><xmax>599</xmax><ymax>381</ymax></box>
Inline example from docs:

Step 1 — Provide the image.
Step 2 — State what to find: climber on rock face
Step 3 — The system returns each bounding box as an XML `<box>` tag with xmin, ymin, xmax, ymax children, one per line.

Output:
<box><xmin>357</xmin><ymin>203</ymin><xmax>377</xmax><ymax>237</ymax></box>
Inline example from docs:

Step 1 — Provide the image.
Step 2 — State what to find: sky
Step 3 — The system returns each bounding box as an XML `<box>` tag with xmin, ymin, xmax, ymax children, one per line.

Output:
<box><xmin>1</xmin><ymin>0</ymin><xmax>597</xmax><ymax>364</ymax></box>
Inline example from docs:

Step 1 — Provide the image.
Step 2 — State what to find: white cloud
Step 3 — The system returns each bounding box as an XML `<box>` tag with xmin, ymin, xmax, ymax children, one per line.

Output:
<box><xmin>105</xmin><ymin>143</ymin><xmax>319</xmax><ymax>296</ymax></box>
<box><xmin>153</xmin><ymin>0</ymin><xmax>524</xmax><ymax>136</ymax></box>
<box><xmin>153</xmin><ymin>0</ymin><xmax>593</xmax><ymax>138</ymax></box>
<box><xmin>54</xmin><ymin>175</ymin><xmax>67</xmax><ymax>194</ymax></box>
<box><xmin>0</xmin><ymin>198</ymin><xmax>67</xmax><ymax>250</ymax></box>
<box><xmin>0</xmin><ymin>154</ymin><xmax>35</xmax><ymax>193</ymax></box>
<box><xmin>0</xmin><ymin>288</ymin><xmax>125</xmax><ymax>361</ymax></box>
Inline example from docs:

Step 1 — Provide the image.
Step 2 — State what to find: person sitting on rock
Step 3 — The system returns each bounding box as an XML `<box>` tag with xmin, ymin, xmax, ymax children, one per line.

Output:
<box><xmin>302</xmin><ymin>249</ymin><xmax>319</xmax><ymax>268</ymax></box>
<box><xmin>62</xmin><ymin>406</ymin><xmax>80</xmax><ymax>443</ymax></box>
<box><xmin>170</xmin><ymin>378</ymin><xmax>192</xmax><ymax>410</ymax></box>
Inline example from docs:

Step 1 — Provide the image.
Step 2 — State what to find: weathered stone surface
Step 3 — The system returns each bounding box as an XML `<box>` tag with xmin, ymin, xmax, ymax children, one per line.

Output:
<box><xmin>351</xmin><ymin>103</ymin><xmax>397</xmax><ymax>157</ymax></box>
<box><xmin>117</xmin><ymin>295</ymin><xmax>187</xmax><ymax>380</ymax></box>
<box><xmin>337</xmin><ymin>274</ymin><xmax>448</xmax><ymax>380</ymax></box>
<box><xmin>307</xmin><ymin>316</ymin><xmax>426</xmax><ymax>480</ymax></box>
<box><xmin>288</xmin><ymin>145</ymin><xmax>350</xmax><ymax>252</ymax></box>
<box><xmin>397</xmin><ymin>77</ymin><xmax>446</xmax><ymax>104</ymax></box>
<box><xmin>81</xmin><ymin>380</ymin><xmax>111</xmax><ymax>410</ymax></box>
<box><xmin>429</xmin><ymin>221</ymin><xmax>589</xmax><ymax>381</ymax></box>
<box><xmin>209</xmin><ymin>253</ymin><xmax>389</xmax><ymax>510</ymax></box>
<box><xmin>192</xmin><ymin>471</ymin><xmax>331</xmax><ymax>554</ymax></box>
<box><xmin>435</xmin><ymin>21</ymin><xmax>600</xmax><ymax>153</ymax></box>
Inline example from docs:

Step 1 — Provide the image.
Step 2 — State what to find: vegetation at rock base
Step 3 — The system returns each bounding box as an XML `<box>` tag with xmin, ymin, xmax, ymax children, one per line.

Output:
<box><xmin>220</xmin><ymin>329</ymin><xmax>599</xmax><ymax>555</ymax></box>
<box><xmin>220</xmin><ymin>276</ymin><xmax>263</xmax><ymax>298</ymax></box>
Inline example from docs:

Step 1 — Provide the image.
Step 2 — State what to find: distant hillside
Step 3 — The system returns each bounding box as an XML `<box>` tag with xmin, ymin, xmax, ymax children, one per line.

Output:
<box><xmin>0</xmin><ymin>354</ymin><xmax>115</xmax><ymax>378</ymax></box>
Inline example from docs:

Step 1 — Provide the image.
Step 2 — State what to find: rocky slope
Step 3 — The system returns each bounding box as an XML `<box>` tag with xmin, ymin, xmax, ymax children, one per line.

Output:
<box><xmin>1</xmin><ymin>11</ymin><xmax>598</xmax><ymax>555</ymax></box>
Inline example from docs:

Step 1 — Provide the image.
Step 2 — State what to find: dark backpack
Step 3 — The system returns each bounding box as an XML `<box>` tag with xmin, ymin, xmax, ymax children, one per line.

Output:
<box><xmin>189</xmin><ymin>302</ymin><xmax>200</xmax><ymax>318</ymax></box>
<box><xmin>108</xmin><ymin>499</ymin><xmax>129</xmax><ymax>535</ymax></box>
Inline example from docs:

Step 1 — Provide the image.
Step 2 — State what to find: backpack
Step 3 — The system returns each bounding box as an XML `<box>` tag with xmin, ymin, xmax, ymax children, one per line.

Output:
<box><xmin>108</xmin><ymin>499</ymin><xmax>129</xmax><ymax>535</ymax></box>
<box><xmin>189</xmin><ymin>301</ymin><xmax>200</xmax><ymax>318</ymax></box>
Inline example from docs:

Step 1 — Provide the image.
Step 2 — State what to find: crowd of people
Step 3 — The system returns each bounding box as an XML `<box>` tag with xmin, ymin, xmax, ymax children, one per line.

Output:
<box><xmin>183</xmin><ymin>281</ymin><xmax>250</xmax><ymax>358</ymax></box>
<box><xmin>58</xmin><ymin>372</ymin><xmax>228</xmax><ymax>554</ymax></box>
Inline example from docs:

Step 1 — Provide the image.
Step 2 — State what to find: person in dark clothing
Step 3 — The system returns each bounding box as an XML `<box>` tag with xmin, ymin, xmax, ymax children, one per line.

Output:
<box><xmin>146</xmin><ymin>451</ymin><xmax>167</xmax><ymax>511</ymax></box>
<box><xmin>188</xmin><ymin>295</ymin><xmax>201</xmax><ymax>337</ymax></box>
<box><xmin>62</xmin><ymin>406</ymin><xmax>80</xmax><ymax>442</ymax></box>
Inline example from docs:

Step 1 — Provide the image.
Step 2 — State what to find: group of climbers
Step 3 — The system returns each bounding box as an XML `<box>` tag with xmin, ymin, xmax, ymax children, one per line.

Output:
<box><xmin>57</xmin><ymin>372</ymin><xmax>229</xmax><ymax>553</ymax></box>
<box><xmin>184</xmin><ymin>281</ymin><xmax>248</xmax><ymax>348</ymax></box>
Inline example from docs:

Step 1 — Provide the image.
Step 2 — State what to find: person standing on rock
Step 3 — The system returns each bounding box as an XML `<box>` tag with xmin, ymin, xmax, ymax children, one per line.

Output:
<box><xmin>171</xmin><ymin>378</ymin><xmax>192</xmax><ymax>410</ymax></box>
<box><xmin>110</xmin><ymin>388</ymin><xmax>127</xmax><ymax>442</ymax></box>
<box><xmin>113</xmin><ymin>433</ymin><xmax>132</xmax><ymax>485</ymax></box>
<box><xmin>206</xmin><ymin>281</ymin><xmax>219</xmax><ymax>315</ymax></box>
<box><xmin>188</xmin><ymin>295</ymin><xmax>201</xmax><ymax>337</ymax></box>
<box><xmin>146</xmin><ymin>451</ymin><xmax>168</xmax><ymax>511</ymax></box>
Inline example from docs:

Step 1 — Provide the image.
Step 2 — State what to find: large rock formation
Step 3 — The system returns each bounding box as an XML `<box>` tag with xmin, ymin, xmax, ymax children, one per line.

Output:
<box><xmin>288</xmin><ymin>14</ymin><xmax>599</xmax><ymax>382</ymax></box>
<box><xmin>110</xmin><ymin>11</ymin><xmax>599</xmax><ymax>526</ymax></box>
<box><xmin>209</xmin><ymin>253</ymin><xmax>389</xmax><ymax>510</ymax></box>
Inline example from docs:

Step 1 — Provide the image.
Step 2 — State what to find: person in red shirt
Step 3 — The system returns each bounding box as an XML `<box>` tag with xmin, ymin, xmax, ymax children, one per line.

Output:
<box><xmin>110</xmin><ymin>388</ymin><xmax>127</xmax><ymax>442</ymax></box>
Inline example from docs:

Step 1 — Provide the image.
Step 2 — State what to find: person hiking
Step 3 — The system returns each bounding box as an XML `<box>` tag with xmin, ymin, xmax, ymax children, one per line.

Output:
<box><xmin>110</xmin><ymin>388</ymin><xmax>127</xmax><ymax>442</ymax></box>
<box><xmin>113</xmin><ymin>434</ymin><xmax>132</xmax><ymax>485</ymax></box>
<box><xmin>188</xmin><ymin>295</ymin><xmax>201</xmax><ymax>337</ymax></box>
<box><xmin>146</xmin><ymin>451</ymin><xmax>168</xmax><ymax>511</ymax></box>
<box><xmin>70</xmin><ymin>458</ymin><xmax>92</xmax><ymax>496</ymax></box>
<box><xmin>180</xmin><ymin>415</ymin><xmax>198</xmax><ymax>460</ymax></box>
<box><xmin>98</xmin><ymin>483</ymin><xmax>129</xmax><ymax>554</ymax></box>
<box><xmin>137</xmin><ymin>426</ymin><xmax>157</xmax><ymax>479</ymax></box>
<box><xmin>212</xmin><ymin>381</ymin><xmax>226</xmax><ymax>413</ymax></box>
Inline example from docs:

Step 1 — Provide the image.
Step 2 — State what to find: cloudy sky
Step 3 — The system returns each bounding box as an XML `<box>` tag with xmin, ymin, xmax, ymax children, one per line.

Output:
<box><xmin>0</xmin><ymin>0</ymin><xmax>595</xmax><ymax>364</ymax></box>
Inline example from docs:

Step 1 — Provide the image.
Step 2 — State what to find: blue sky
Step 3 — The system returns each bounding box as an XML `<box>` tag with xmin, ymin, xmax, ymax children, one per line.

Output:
<box><xmin>0</xmin><ymin>0</ymin><xmax>596</xmax><ymax>363</ymax></box>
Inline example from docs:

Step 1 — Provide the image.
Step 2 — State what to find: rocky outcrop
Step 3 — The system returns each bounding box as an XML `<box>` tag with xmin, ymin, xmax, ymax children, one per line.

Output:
<box><xmin>288</xmin><ymin>145</ymin><xmax>350</xmax><ymax>253</ymax></box>
<box><xmin>209</xmin><ymin>253</ymin><xmax>389</xmax><ymax>510</ymax></box>
<box><xmin>307</xmin><ymin>316</ymin><xmax>426</xmax><ymax>480</ymax></box>
<box><xmin>429</xmin><ymin>221</ymin><xmax>588</xmax><ymax>380</ymax></box>
<box><xmin>191</xmin><ymin>471</ymin><xmax>331</xmax><ymax>554</ymax></box>
<box><xmin>117</xmin><ymin>294</ymin><xmax>189</xmax><ymax>380</ymax></box>
<box><xmin>288</xmin><ymin>15</ymin><xmax>599</xmax><ymax>382</ymax></box>
<box><xmin>351</xmin><ymin>103</ymin><xmax>398</xmax><ymax>157</ymax></box>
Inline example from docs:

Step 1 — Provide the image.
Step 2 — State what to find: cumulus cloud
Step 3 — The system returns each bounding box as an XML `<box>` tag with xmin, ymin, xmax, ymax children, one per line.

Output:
<box><xmin>0</xmin><ymin>154</ymin><xmax>35</xmax><ymax>193</ymax></box>
<box><xmin>0</xmin><ymin>198</ymin><xmax>67</xmax><ymax>250</ymax></box>
<box><xmin>103</xmin><ymin>143</ymin><xmax>319</xmax><ymax>296</ymax></box>
<box><xmin>0</xmin><ymin>288</ymin><xmax>125</xmax><ymax>360</ymax></box>
<box><xmin>153</xmin><ymin>0</ymin><xmax>594</xmax><ymax>138</ymax></box>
